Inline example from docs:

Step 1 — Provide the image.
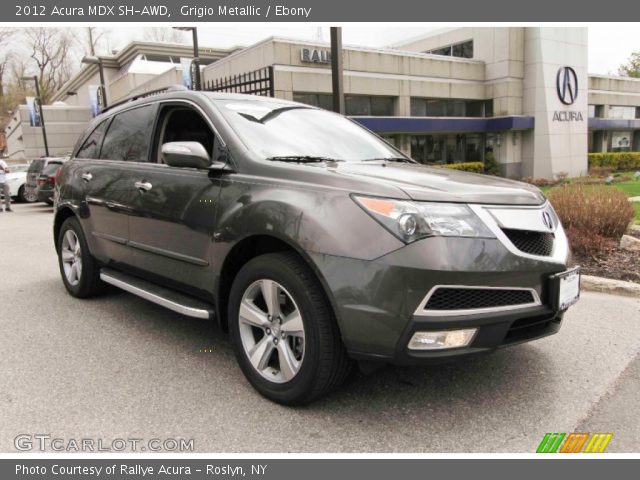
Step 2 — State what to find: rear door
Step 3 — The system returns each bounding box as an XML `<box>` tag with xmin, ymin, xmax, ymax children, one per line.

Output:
<box><xmin>77</xmin><ymin>104</ymin><xmax>156</xmax><ymax>263</ymax></box>
<box><xmin>125</xmin><ymin>101</ymin><xmax>224</xmax><ymax>294</ymax></box>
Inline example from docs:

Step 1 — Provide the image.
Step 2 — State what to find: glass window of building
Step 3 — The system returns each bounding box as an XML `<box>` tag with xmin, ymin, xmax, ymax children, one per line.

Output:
<box><xmin>609</xmin><ymin>106</ymin><xmax>636</xmax><ymax>120</ymax></box>
<box><xmin>345</xmin><ymin>95</ymin><xmax>395</xmax><ymax>116</ymax></box>
<box><xmin>429</xmin><ymin>46</ymin><xmax>452</xmax><ymax>56</ymax></box>
<box><xmin>610</xmin><ymin>131</ymin><xmax>632</xmax><ymax>152</ymax></box>
<box><xmin>294</xmin><ymin>93</ymin><xmax>394</xmax><ymax>116</ymax></box>
<box><xmin>292</xmin><ymin>93</ymin><xmax>333</xmax><ymax>110</ymax></box>
<box><xmin>410</xmin><ymin>98</ymin><xmax>486</xmax><ymax>117</ymax></box>
<box><xmin>410</xmin><ymin>133</ymin><xmax>484</xmax><ymax>165</ymax></box>
<box><xmin>427</xmin><ymin>40</ymin><xmax>473</xmax><ymax>59</ymax></box>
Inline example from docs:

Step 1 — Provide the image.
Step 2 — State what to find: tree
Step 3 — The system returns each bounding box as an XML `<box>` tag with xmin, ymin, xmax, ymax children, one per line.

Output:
<box><xmin>618</xmin><ymin>51</ymin><xmax>640</xmax><ymax>78</ymax></box>
<box><xmin>24</xmin><ymin>28</ymin><xmax>75</xmax><ymax>102</ymax></box>
<box><xmin>0</xmin><ymin>28</ymin><xmax>15</xmax><ymax>98</ymax></box>
<box><xmin>79</xmin><ymin>27</ymin><xmax>111</xmax><ymax>56</ymax></box>
<box><xmin>143</xmin><ymin>28</ymin><xmax>187</xmax><ymax>44</ymax></box>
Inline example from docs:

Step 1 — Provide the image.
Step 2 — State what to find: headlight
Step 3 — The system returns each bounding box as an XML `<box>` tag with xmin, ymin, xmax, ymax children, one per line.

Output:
<box><xmin>353</xmin><ymin>195</ymin><xmax>495</xmax><ymax>243</ymax></box>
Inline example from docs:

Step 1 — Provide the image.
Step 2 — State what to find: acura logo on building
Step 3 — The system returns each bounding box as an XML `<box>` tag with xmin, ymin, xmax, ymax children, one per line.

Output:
<box><xmin>542</xmin><ymin>211</ymin><xmax>554</xmax><ymax>230</ymax></box>
<box><xmin>556</xmin><ymin>66</ymin><xmax>578</xmax><ymax>105</ymax></box>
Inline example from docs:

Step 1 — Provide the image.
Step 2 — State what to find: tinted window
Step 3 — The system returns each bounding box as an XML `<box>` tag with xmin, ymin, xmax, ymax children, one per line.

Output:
<box><xmin>100</xmin><ymin>106</ymin><xmax>154</xmax><ymax>161</ymax></box>
<box><xmin>76</xmin><ymin>119</ymin><xmax>110</xmax><ymax>159</ymax></box>
<box><xmin>28</xmin><ymin>159</ymin><xmax>45</xmax><ymax>173</ymax></box>
<box><xmin>41</xmin><ymin>162</ymin><xmax>62</xmax><ymax>176</ymax></box>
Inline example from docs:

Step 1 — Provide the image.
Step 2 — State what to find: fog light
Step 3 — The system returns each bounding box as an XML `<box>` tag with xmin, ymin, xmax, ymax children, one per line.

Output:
<box><xmin>408</xmin><ymin>329</ymin><xmax>477</xmax><ymax>350</ymax></box>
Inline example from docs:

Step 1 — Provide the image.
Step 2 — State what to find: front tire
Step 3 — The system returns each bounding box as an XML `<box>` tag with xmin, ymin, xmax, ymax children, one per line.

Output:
<box><xmin>18</xmin><ymin>185</ymin><xmax>36</xmax><ymax>203</ymax></box>
<box><xmin>229</xmin><ymin>252</ymin><xmax>351</xmax><ymax>405</ymax></box>
<box><xmin>57</xmin><ymin>217</ymin><xmax>105</xmax><ymax>298</ymax></box>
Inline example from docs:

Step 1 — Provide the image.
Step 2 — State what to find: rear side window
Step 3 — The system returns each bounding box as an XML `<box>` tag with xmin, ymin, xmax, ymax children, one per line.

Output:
<box><xmin>100</xmin><ymin>106</ymin><xmax>154</xmax><ymax>162</ymax></box>
<box><xmin>41</xmin><ymin>162</ymin><xmax>62</xmax><ymax>176</ymax></box>
<box><xmin>76</xmin><ymin>120</ymin><xmax>110</xmax><ymax>159</ymax></box>
<box><xmin>28</xmin><ymin>159</ymin><xmax>45</xmax><ymax>173</ymax></box>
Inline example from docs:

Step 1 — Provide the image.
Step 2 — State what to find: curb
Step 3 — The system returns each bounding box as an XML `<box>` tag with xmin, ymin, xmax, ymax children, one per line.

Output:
<box><xmin>581</xmin><ymin>275</ymin><xmax>640</xmax><ymax>298</ymax></box>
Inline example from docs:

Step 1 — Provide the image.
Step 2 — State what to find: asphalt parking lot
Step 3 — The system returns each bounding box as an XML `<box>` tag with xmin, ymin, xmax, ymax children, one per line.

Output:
<box><xmin>1</xmin><ymin>202</ymin><xmax>639</xmax><ymax>453</ymax></box>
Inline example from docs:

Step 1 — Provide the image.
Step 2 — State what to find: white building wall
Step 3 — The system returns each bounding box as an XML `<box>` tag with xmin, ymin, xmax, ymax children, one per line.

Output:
<box><xmin>4</xmin><ymin>105</ymin><xmax>92</xmax><ymax>160</ymax></box>
<box><xmin>521</xmin><ymin>27</ymin><xmax>589</xmax><ymax>178</ymax></box>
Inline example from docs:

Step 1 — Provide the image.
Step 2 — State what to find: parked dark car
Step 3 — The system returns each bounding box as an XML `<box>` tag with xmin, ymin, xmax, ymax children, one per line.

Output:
<box><xmin>36</xmin><ymin>162</ymin><xmax>64</xmax><ymax>205</ymax></box>
<box><xmin>26</xmin><ymin>157</ymin><xmax>66</xmax><ymax>203</ymax></box>
<box><xmin>54</xmin><ymin>88</ymin><xmax>580</xmax><ymax>404</ymax></box>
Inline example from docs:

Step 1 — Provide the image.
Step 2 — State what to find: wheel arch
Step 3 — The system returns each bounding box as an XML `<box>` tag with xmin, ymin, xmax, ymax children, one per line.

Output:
<box><xmin>216</xmin><ymin>234</ymin><xmax>340</xmax><ymax>334</ymax></box>
<box><xmin>53</xmin><ymin>206</ymin><xmax>78</xmax><ymax>252</ymax></box>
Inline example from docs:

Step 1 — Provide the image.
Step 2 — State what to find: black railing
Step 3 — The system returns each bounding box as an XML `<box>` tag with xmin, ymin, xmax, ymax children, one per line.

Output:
<box><xmin>203</xmin><ymin>66</ymin><xmax>274</xmax><ymax>97</ymax></box>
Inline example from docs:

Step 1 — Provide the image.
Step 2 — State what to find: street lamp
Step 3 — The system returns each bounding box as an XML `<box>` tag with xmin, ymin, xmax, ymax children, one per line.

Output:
<box><xmin>20</xmin><ymin>76</ymin><xmax>50</xmax><ymax>157</ymax></box>
<box><xmin>173</xmin><ymin>27</ymin><xmax>201</xmax><ymax>90</ymax></box>
<box><xmin>81</xmin><ymin>55</ymin><xmax>108</xmax><ymax>108</ymax></box>
<box><xmin>330</xmin><ymin>27</ymin><xmax>345</xmax><ymax>114</ymax></box>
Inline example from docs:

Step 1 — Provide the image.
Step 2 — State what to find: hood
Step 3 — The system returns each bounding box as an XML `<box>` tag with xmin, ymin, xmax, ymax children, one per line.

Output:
<box><xmin>328</xmin><ymin>161</ymin><xmax>546</xmax><ymax>205</ymax></box>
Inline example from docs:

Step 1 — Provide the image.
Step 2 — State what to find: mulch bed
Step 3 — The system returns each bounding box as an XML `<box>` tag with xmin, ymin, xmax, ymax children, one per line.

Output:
<box><xmin>572</xmin><ymin>229</ymin><xmax>640</xmax><ymax>284</ymax></box>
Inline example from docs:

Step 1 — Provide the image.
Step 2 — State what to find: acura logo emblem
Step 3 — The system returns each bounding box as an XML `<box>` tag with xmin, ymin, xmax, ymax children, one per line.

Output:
<box><xmin>556</xmin><ymin>66</ymin><xmax>578</xmax><ymax>105</ymax></box>
<box><xmin>542</xmin><ymin>211</ymin><xmax>554</xmax><ymax>230</ymax></box>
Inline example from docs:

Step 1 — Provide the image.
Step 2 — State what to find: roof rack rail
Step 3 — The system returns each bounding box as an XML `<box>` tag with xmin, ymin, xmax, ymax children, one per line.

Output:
<box><xmin>103</xmin><ymin>85</ymin><xmax>190</xmax><ymax>113</ymax></box>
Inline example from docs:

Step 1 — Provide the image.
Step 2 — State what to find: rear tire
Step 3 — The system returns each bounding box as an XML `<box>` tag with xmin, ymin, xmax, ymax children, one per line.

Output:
<box><xmin>57</xmin><ymin>216</ymin><xmax>105</xmax><ymax>298</ymax></box>
<box><xmin>19</xmin><ymin>185</ymin><xmax>36</xmax><ymax>203</ymax></box>
<box><xmin>229</xmin><ymin>252</ymin><xmax>351</xmax><ymax>405</ymax></box>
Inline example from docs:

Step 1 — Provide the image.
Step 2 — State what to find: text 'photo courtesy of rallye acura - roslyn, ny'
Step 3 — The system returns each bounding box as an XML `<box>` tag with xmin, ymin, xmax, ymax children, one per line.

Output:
<box><xmin>52</xmin><ymin>87</ymin><xmax>580</xmax><ymax>405</ymax></box>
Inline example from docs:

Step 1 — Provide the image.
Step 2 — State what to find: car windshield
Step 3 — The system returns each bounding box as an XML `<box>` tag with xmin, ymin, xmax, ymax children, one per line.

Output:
<box><xmin>211</xmin><ymin>98</ymin><xmax>405</xmax><ymax>163</ymax></box>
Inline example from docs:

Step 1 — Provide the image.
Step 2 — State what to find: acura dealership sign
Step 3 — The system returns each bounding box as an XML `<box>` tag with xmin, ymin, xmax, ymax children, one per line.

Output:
<box><xmin>556</xmin><ymin>66</ymin><xmax>578</xmax><ymax>105</ymax></box>
<box><xmin>553</xmin><ymin>66</ymin><xmax>583</xmax><ymax>122</ymax></box>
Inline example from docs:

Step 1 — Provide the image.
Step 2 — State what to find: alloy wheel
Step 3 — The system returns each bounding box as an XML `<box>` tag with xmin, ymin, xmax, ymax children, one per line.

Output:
<box><xmin>61</xmin><ymin>230</ymin><xmax>82</xmax><ymax>286</ymax></box>
<box><xmin>238</xmin><ymin>279</ymin><xmax>305</xmax><ymax>383</ymax></box>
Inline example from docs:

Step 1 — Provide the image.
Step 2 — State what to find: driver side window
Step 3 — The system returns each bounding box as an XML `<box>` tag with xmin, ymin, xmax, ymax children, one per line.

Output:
<box><xmin>157</xmin><ymin>106</ymin><xmax>216</xmax><ymax>164</ymax></box>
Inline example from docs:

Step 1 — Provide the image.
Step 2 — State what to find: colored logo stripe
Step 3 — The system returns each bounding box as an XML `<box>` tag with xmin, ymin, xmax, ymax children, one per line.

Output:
<box><xmin>584</xmin><ymin>433</ymin><xmax>613</xmax><ymax>453</ymax></box>
<box><xmin>559</xmin><ymin>433</ymin><xmax>589</xmax><ymax>453</ymax></box>
<box><xmin>536</xmin><ymin>433</ymin><xmax>566</xmax><ymax>453</ymax></box>
<box><xmin>537</xmin><ymin>433</ymin><xmax>613</xmax><ymax>453</ymax></box>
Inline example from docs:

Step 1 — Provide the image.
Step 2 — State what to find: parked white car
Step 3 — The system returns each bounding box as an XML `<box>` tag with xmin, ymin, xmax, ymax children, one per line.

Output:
<box><xmin>0</xmin><ymin>164</ymin><xmax>35</xmax><ymax>203</ymax></box>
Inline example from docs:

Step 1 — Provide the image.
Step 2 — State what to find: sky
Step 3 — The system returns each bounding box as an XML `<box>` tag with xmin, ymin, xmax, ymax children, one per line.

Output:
<box><xmin>90</xmin><ymin>25</ymin><xmax>640</xmax><ymax>75</ymax></box>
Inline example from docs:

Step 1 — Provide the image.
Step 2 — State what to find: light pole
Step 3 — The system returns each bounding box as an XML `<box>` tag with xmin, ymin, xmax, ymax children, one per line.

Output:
<box><xmin>173</xmin><ymin>27</ymin><xmax>201</xmax><ymax>90</ymax></box>
<box><xmin>21</xmin><ymin>76</ymin><xmax>50</xmax><ymax>157</ymax></box>
<box><xmin>81</xmin><ymin>56</ymin><xmax>108</xmax><ymax>108</ymax></box>
<box><xmin>330</xmin><ymin>27</ymin><xmax>345</xmax><ymax>114</ymax></box>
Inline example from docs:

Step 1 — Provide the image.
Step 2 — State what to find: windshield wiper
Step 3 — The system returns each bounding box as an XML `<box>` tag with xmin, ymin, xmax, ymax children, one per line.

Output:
<box><xmin>361</xmin><ymin>157</ymin><xmax>415</xmax><ymax>163</ymax></box>
<box><xmin>266</xmin><ymin>156</ymin><xmax>344</xmax><ymax>163</ymax></box>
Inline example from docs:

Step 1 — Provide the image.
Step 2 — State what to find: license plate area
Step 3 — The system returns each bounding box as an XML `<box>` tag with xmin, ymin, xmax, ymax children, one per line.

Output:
<box><xmin>550</xmin><ymin>267</ymin><xmax>581</xmax><ymax>311</ymax></box>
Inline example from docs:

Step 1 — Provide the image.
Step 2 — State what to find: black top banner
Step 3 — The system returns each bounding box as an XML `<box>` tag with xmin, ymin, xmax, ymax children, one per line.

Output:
<box><xmin>4</xmin><ymin>0</ymin><xmax>640</xmax><ymax>22</ymax></box>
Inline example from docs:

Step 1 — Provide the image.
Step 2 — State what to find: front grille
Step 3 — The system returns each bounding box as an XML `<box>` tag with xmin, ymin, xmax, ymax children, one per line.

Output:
<box><xmin>424</xmin><ymin>287</ymin><xmax>536</xmax><ymax>311</ymax></box>
<box><xmin>502</xmin><ymin>229</ymin><xmax>554</xmax><ymax>256</ymax></box>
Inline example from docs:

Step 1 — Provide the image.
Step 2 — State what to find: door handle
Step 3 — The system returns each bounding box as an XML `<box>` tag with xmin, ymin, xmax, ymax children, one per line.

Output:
<box><xmin>134</xmin><ymin>181</ymin><xmax>152</xmax><ymax>192</ymax></box>
<box><xmin>81</xmin><ymin>173</ymin><xmax>93</xmax><ymax>182</ymax></box>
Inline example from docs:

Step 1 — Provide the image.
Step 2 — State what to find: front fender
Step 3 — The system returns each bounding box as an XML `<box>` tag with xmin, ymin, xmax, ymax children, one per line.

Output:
<box><xmin>213</xmin><ymin>177</ymin><xmax>404</xmax><ymax>261</ymax></box>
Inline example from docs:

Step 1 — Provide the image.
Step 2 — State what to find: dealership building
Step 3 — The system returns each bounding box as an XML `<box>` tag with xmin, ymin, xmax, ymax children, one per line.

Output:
<box><xmin>5</xmin><ymin>27</ymin><xmax>640</xmax><ymax>180</ymax></box>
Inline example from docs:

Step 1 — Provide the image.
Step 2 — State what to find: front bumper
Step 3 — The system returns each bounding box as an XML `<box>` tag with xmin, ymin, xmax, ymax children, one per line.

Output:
<box><xmin>309</xmin><ymin>227</ymin><xmax>570</xmax><ymax>365</ymax></box>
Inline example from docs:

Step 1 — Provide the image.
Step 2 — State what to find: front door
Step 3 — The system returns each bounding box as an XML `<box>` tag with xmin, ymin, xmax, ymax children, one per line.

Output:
<box><xmin>125</xmin><ymin>103</ymin><xmax>224</xmax><ymax>295</ymax></box>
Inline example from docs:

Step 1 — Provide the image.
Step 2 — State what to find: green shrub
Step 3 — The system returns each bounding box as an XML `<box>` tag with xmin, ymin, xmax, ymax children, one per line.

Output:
<box><xmin>437</xmin><ymin>162</ymin><xmax>484</xmax><ymax>173</ymax></box>
<box><xmin>483</xmin><ymin>152</ymin><xmax>500</xmax><ymax>176</ymax></box>
<box><xmin>588</xmin><ymin>152</ymin><xmax>640</xmax><ymax>171</ymax></box>
<box><xmin>547</xmin><ymin>184</ymin><xmax>635</xmax><ymax>256</ymax></box>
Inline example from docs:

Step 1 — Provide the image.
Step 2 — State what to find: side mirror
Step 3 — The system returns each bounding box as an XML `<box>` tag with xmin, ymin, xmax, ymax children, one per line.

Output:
<box><xmin>162</xmin><ymin>142</ymin><xmax>211</xmax><ymax>169</ymax></box>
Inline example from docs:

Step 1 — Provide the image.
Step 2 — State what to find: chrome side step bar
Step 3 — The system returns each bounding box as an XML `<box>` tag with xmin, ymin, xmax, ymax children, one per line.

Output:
<box><xmin>100</xmin><ymin>268</ymin><xmax>214</xmax><ymax>320</ymax></box>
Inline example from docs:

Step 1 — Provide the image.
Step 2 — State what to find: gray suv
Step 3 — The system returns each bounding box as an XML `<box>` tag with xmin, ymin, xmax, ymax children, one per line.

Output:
<box><xmin>54</xmin><ymin>88</ymin><xmax>580</xmax><ymax>404</ymax></box>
